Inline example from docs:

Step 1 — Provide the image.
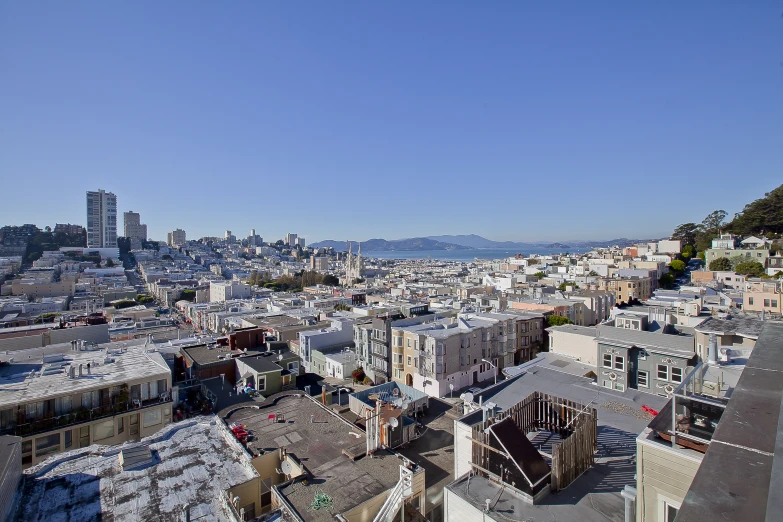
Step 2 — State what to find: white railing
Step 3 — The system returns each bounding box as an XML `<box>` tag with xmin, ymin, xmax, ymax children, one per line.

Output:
<box><xmin>373</xmin><ymin>465</ymin><xmax>414</xmax><ymax>522</ymax></box>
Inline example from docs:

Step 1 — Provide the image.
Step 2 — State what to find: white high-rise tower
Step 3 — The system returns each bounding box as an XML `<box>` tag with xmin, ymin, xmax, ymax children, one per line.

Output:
<box><xmin>86</xmin><ymin>189</ymin><xmax>117</xmax><ymax>248</ymax></box>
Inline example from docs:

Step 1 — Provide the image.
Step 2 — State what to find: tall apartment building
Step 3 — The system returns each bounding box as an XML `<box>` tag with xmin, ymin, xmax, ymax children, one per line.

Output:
<box><xmin>297</xmin><ymin>237</ymin><xmax>306</xmax><ymax>248</ymax></box>
<box><xmin>310</xmin><ymin>256</ymin><xmax>328</xmax><ymax>272</ymax></box>
<box><xmin>122</xmin><ymin>211</ymin><xmax>147</xmax><ymax>243</ymax></box>
<box><xmin>167</xmin><ymin>228</ymin><xmax>186</xmax><ymax>247</ymax></box>
<box><xmin>86</xmin><ymin>189</ymin><xmax>117</xmax><ymax>248</ymax></box>
<box><xmin>286</xmin><ymin>233</ymin><xmax>298</xmax><ymax>247</ymax></box>
<box><xmin>0</xmin><ymin>341</ymin><xmax>172</xmax><ymax>468</ymax></box>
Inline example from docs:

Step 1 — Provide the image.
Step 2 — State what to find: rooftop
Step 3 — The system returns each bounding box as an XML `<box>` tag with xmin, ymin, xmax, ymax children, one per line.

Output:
<box><xmin>694</xmin><ymin>315</ymin><xmax>765</xmax><ymax>338</ymax></box>
<box><xmin>676</xmin><ymin>321</ymin><xmax>783</xmax><ymax>522</ymax></box>
<box><xmin>13</xmin><ymin>417</ymin><xmax>257</xmax><ymax>521</ymax></box>
<box><xmin>224</xmin><ymin>395</ymin><xmax>404</xmax><ymax>522</ymax></box>
<box><xmin>181</xmin><ymin>343</ymin><xmax>267</xmax><ymax>366</ymax></box>
<box><xmin>0</xmin><ymin>341</ymin><xmax>170</xmax><ymax>408</ymax></box>
<box><xmin>595</xmin><ymin>325</ymin><xmax>694</xmax><ymax>355</ymax></box>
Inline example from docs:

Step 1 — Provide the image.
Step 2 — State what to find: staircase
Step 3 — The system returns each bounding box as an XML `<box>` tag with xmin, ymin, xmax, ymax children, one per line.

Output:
<box><xmin>373</xmin><ymin>465</ymin><xmax>414</xmax><ymax>522</ymax></box>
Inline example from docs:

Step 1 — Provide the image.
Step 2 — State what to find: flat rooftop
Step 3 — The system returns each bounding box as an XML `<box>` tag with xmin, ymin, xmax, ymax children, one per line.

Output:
<box><xmin>13</xmin><ymin>417</ymin><xmax>257</xmax><ymax>521</ymax></box>
<box><xmin>181</xmin><ymin>343</ymin><xmax>267</xmax><ymax>366</ymax></box>
<box><xmin>225</xmin><ymin>395</ymin><xmax>403</xmax><ymax>522</ymax></box>
<box><xmin>0</xmin><ymin>340</ymin><xmax>169</xmax><ymax>408</ymax></box>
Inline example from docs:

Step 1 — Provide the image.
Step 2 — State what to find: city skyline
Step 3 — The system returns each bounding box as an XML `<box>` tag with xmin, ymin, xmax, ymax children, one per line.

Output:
<box><xmin>2</xmin><ymin>3</ymin><xmax>781</xmax><ymax>241</ymax></box>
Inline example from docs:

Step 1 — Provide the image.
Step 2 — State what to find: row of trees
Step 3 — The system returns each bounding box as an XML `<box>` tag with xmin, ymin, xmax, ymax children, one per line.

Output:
<box><xmin>245</xmin><ymin>269</ymin><xmax>340</xmax><ymax>292</ymax></box>
<box><xmin>671</xmin><ymin>184</ymin><xmax>783</xmax><ymax>254</ymax></box>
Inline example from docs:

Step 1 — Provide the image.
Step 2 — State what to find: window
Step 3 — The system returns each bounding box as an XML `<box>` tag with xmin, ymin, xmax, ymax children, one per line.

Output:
<box><xmin>658</xmin><ymin>496</ymin><xmax>681</xmax><ymax>522</ymax></box>
<box><xmin>142</xmin><ymin>408</ymin><xmax>162</xmax><ymax>428</ymax></box>
<box><xmin>614</xmin><ymin>356</ymin><xmax>625</xmax><ymax>371</ymax></box>
<box><xmin>749</xmin><ymin>297</ymin><xmax>754</xmax><ymax>305</ymax></box>
<box><xmin>64</xmin><ymin>430</ymin><xmax>73</xmax><ymax>449</ymax></box>
<box><xmin>773</xmin><ymin>300</ymin><xmax>779</xmax><ymax>308</ymax></box>
<box><xmin>257</xmin><ymin>375</ymin><xmax>266</xmax><ymax>391</ymax></box>
<box><xmin>94</xmin><ymin>419</ymin><xmax>115</xmax><ymax>441</ymax></box>
<box><xmin>288</xmin><ymin>362</ymin><xmax>299</xmax><ymax>372</ymax></box>
<box><xmin>603</xmin><ymin>354</ymin><xmax>612</xmax><ymax>368</ymax></box>
<box><xmin>671</xmin><ymin>367</ymin><xmax>683</xmax><ymax>383</ymax></box>
<box><xmin>638</xmin><ymin>371</ymin><xmax>649</xmax><ymax>388</ymax></box>
<box><xmin>407</xmin><ymin>356</ymin><xmax>412</xmax><ymax>366</ymax></box>
<box><xmin>118</xmin><ymin>417</ymin><xmax>124</xmax><ymax>434</ymax></box>
<box><xmin>764</xmin><ymin>299</ymin><xmax>771</xmax><ymax>307</ymax></box>
<box><xmin>657</xmin><ymin>364</ymin><xmax>669</xmax><ymax>381</ymax></box>
<box><xmin>407</xmin><ymin>339</ymin><xmax>411</xmax><ymax>348</ymax></box>
<box><xmin>35</xmin><ymin>433</ymin><xmax>60</xmax><ymax>457</ymax></box>
<box><xmin>615</xmin><ymin>382</ymin><xmax>625</xmax><ymax>392</ymax></box>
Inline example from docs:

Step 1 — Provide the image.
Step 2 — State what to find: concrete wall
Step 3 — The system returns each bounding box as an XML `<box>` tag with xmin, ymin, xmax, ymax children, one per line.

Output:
<box><xmin>444</xmin><ymin>484</ymin><xmax>483</xmax><ymax>522</ymax></box>
<box><xmin>453</xmin><ymin>419</ymin><xmax>474</xmax><ymax>481</ymax></box>
<box><xmin>549</xmin><ymin>329</ymin><xmax>598</xmax><ymax>366</ymax></box>
<box><xmin>0</xmin><ymin>323</ymin><xmax>110</xmax><ymax>352</ymax></box>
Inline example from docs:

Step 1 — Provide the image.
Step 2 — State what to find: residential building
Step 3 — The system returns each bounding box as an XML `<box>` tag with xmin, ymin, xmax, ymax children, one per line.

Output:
<box><xmin>309</xmin><ymin>256</ymin><xmax>328</xmax><ymax>272</ymax></box>
<box><xmin>692</xmin><ymin>316</ymin><xmax>761</xmax><ymax>361</ymax></box>
<box><xmin>657</xmin><ymin>239</ymin><xmax>682</xmax><ymax>254</ymax></box>
<box><xmin>598</xmin><ymin>275</ymin><xmax>652</xmax><ymax>303</ymax></box>
<box><xmin>596</xmin><ymin>325</ymin><xmax>696</xmax><ymax>395</ymax></box>
<box><xmin>743</xmin><ymin>279</ymin><xmax>782</xmax><ymax>315</ymax></box>
<box><xmin>167</xmin><ymin>228</ymin><xmax>186</xmax><ymax>247</ymax></box>
<box><xmin>122</xmin><ymin>211</ymin><xmax>147</xmax><ymax>243</ymax></box>
<box><xmin>0</xmin><ymin>339</ymin><xmax>172</xmax><ymax>468</ymax></box>
<box><xmin>767</xmin><ymin>255</ymin><xmax>783</xmax><ymax>276</ymax></box>
<box><xmin>711</xmin><ymin>233</ymin><xmax>739</xmax><ymax>250</ymax></box>
<box><xmin>635</xmin><ymin>321</ymin><xmax>783</xmax><ymax>522</ymax></box>
<box><xmin>547</xmin><ymin>324</ymin><xmax>599</xmax><ymax>365</ymax></box>
<box><xmin>209</xmin><ymin>281</ymin><xmax>251</xmax><ymax>302</ymax></box>
<box><xmin>235</xmin><ymin>349</ymin><xmax>300</xmax><ymax>395</ymax></box>
<box><xmin>297</xmin><ymin>318</ymin><xmax>354</xmax><ymax>372</ymax></box>
<box><xmin>53</xmin><ymin>223</ymin><xmax>85</xmax><ymax>236</ymax></box>
<box><xmin>446</xmin><ymin>359</ymin><xmax>667</xmax><ymax>522</ymax></box>
<box><xmin>390</xmin><ymin>312</ymin><xmax>542</xmax><ymax>397</ymax></box>
<box><xmin>297</xmin><ymin>237</ymin><xmax>306</xmax><ymax>248</ymax></box>
<box><xmin>286</xmin><ymin>233</ymin><xmax>297</xmax><ymax>247</ymax></box>
<box><xmin>86</xmin><ymin>189</ymin><xmax>117</xmax><ymax>248</ymax></box>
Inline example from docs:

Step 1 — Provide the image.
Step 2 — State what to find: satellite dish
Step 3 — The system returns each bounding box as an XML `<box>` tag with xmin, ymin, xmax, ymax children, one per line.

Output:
<box><xmin>401</xmin><ymin>401</ymin><xmax>410</xmax><ymax>411</ymax></box>
<box><xmin>393</xmin><ymin>398</ymin><xmax>403</xmax><ymax>408</ymax></box>
<box><xmin>462</xmin><ymin>392</ymin><xmax>474</xmax><ymax>404</ymax></box>
<box><xmin>449</xmin><ymin>383</ymin><xmax>454</xmax><ymax>391</ymax></box>
<box><xmin>389</xmin><ymin>417</ymin><xmax>399</xmax><ymax>429</ymax></box>
<box><xmin>281</xmin><ymin>461</ymin><xmax>293</xmax><ymax>475</ymax></box>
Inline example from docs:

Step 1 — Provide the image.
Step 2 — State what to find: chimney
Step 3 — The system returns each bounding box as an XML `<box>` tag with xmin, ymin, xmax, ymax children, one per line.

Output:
<box><xmin>78</xmin><ymin>364</ymin><xmax>83</xmax><ymax>377</ymax></box>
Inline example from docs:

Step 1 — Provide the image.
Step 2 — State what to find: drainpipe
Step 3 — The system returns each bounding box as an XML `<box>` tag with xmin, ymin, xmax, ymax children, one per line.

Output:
<box><xmin>621</xmin><ymin>485</ymin><xmax>636</xmax><ymax>522</ymax></box>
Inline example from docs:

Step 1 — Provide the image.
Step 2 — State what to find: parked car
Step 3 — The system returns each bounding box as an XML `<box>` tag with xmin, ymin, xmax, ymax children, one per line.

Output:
<box><xmin>468</xmin><ymin>387</ymin><xmax>483</xmax><ymax>395</ymax></box>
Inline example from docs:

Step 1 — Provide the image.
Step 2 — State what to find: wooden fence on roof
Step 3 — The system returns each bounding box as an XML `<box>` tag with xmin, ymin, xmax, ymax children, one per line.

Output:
<box><xmin>471</xmin><ymin>391</ymin><xmax>597</xmax><ymax>493</ymax></box>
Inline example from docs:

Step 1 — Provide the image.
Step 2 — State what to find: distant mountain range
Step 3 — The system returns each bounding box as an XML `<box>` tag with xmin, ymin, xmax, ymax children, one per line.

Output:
<box><xmin>310</xmin><ymin>238</ymin><xmax>472</xmax><ymax>252</ymax></box>
<box><xmin>311</xmin><ymin>235</ymin><xmax>654</xmax><ymax>252</ymax></box>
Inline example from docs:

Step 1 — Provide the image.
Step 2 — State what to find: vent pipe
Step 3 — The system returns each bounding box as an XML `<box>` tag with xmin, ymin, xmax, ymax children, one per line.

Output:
<box><xmin>78</xmin><ymin>364</ymin><xmax>83</xmax><ymax>377</ymax></box>
<box><xmin>707</xmin><ymin>334</ymin><xmax>718</xmax><ymax>365</ymax></box>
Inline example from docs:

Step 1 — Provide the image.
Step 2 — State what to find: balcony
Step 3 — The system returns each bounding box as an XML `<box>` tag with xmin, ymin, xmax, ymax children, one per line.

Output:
<box><xmin>3</xmin><ymin>396</ymin><xmax>173</xmax><ymax>439</ymax></box>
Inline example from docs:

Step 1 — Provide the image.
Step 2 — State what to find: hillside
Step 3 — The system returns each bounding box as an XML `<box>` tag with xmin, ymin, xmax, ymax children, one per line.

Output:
<box><xmin>728</xmin><ymin>184</ymin><xmax>783</xmax><ymax>235</ymax></box>
<box><xmin>425</xmin><ymin>234</ymin><xmax>536</xmax><ymax>249</ymax></box>
<box><xmin>310</xmin><ymin>237</ymin><xmax>472</xmax><ymax>252</ymax></box>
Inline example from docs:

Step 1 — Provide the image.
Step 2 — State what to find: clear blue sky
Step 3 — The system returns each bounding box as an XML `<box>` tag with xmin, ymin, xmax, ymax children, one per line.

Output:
<box><xmin>1</xmin><ymin>2</ymin><xmax>781</xmax><ymax>243</ymax></box>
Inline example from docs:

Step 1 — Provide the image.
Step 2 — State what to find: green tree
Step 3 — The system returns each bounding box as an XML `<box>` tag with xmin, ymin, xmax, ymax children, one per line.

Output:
<box><xmin>695</xmin><ymin>210</ymin><xmax>728</xmax><ymax>251</ymax></box>
<box><xmin>734</xmin><ymin>261</ymin><xmax>765</xmax><ymax>278</ymax></box>
<box><xmin>681</xmin><ymin>244</ymin><xmax>696</xmax><ymax>259</ymax></box>
<box><xmin>181</xmin><ymin>289</ymin><xmax>196</xmax><ymax>302</ymax></box>
<box><xmin>546</xmin><ymin>315</ymin><xmax>572</xmax><ymax>327</ymax></box>
<box><xmin>588</xmin><ymin>270</ymin><xmax>599</xmax><ymax>276</ymax></box>
<box><xmin>708</xmin><ymin>257</ymin><xmax>732</xmax><ymax>271</ymax></box>
<box><xmin>659</xmin><ymin>273</ymin><xmax>676</xmax><ymax>289</ymax></box>
<box><xmin>671</xmin><ymin>223</ymin><xmax>699</xmax><ymax>246</ymax></box>
<box><xmin>670</xmin><ymin>260</ymin><xmax>686</xmax><ymax>272</ymax></box>
<box><xmin>533</xmin><ymin>271</ymin><xmax>546</xmax><ymax>278</ymax></box>
<box><xmin>322</xmin><ymin>274</ymin><xmax>340</xmax><ymax>286</ymax></box>
<box><xmin>557</xmin><ymin>282</ymin><xmax>576</xmax><ymax>291</ymax></box>
<box><xmin>105</xmin><ymin>258</ymin><xmax>115</xmax><ymax>267</ymax></box>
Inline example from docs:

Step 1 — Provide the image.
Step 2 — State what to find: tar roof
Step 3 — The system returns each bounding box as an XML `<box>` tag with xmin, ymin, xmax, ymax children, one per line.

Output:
<box><xmin>181</xmin><ymin>344</ymin><xmax>266</xmax><ymax>366</ymax></box>
<box><xmin>546</xmin><ymin>324</ymin><xmax>599</xmax><ymax>336</ymax></box>
<box><xmin>694</xmin><ymin>316</ymin><xmax>764</xmax><ymax>338</ymax></box>
<box><xmin>13</xmin><ymin>417</ymin><xmax>257</xmax><ymax>522</ymax></box>
<box><xmin>226</xmin><ymin>396</ymin><xmax>402</xmax><ymax>522</ymax></box>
